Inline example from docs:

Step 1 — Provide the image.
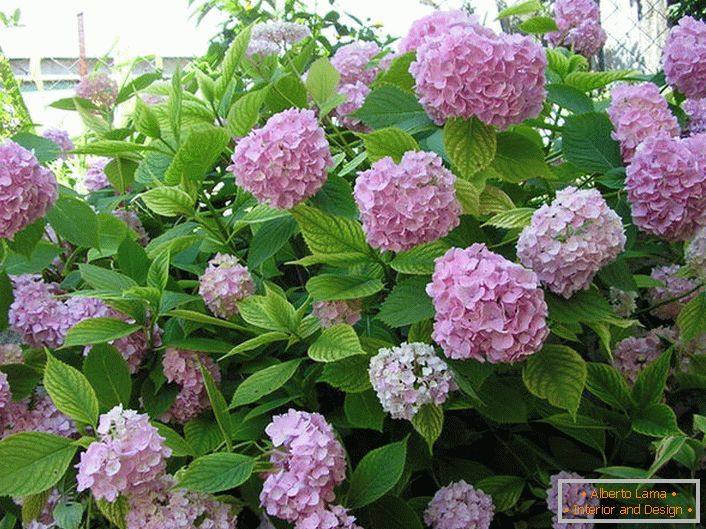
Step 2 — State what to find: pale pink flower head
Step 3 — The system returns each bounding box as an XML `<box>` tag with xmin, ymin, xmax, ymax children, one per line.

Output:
<box><xmin>647</xmin><ymin>264</ymin><xmax>701</xmax><ymax>320</ymax></box>
<box><xmin>312</xmin><ymin>300</ymin><xmax>362</xmax><ymax>328</ymax></box>
<box><xmin>424</xmin><ymin>480</ymin><xmax>494</xmax><ymax>529</ymax></box>
<box><xmin>295</xmin><ymin>505</ymin><xmax>362</xmax><ymax>529</ymax></box>
<box><xmin>686</xmin><ymin>226</ymin><xmax>706</xmax><ymax>279</ymax></box>
<box><xmin>354</xmin><ymin>151</ymin><xmax>461</xmax><ymax>252</ymax></box>
<box><xmin>517</xmin><ymin>187</ymin><xmax>626</xmax><ymax>298</ymax></box>
<box><xmin>0</xmin><ymin>343</ymin><xmax>23</xmax><ymax>365</ymax></box>
<box><xmin>114</xmin><ymin>209</ymin><xmax>149</xmax><ymax>245</ymax></box>
<box><xmin>199</xmin><ymin>253</ymin><xmax>255</xmax><ymax>320</ymax></box>
<box><xmin>607</xmin><ymin>83</ymin><xmax>680</xmax><ymax>162</ymax></box>
<box><xmin>609</xmin><ymin>288</ymin><xmax>638</xmax><ymax>318</ymax></box>
<box><xmin>331</xmin><ymin>41</ymin><xmax>384</xmax><ymax>85</ymax></box>
<box><xmin>260</xmin><ymin>409</ymin><xmax>346</xmax><ymax>522</ymax></box>
<box><xmin>0</xmin><ymin>372</ymin><xmax>10</xmax><ymax>412</ymax></box>
<box><xmin>426</xmin><ymin>244</ymin><xmax>549</xmax><ymax>363</ymax></box>
<box><xmin>2</xmin><ymin>389</ymin><xmax>76</xmax><ymax>439</ymax></box>
<box><xmin>0</xmin><ymin>140</ymin><xmax>58</xmax><ymax>240</ymax></box>
<box><xmin>42</xmin><ymin>128</ymin><xmax>74</xmax><ymax>159</ymax></box>
<box><xmin>663</xmin><ymin>16</ymin><xmax>706</xmax><ymax>99</ymax></box>
<box><xmin>547</xmin><ymin>471</ymin><xmax>599</xmax><ymax>529</ymax></box>
<box><xmin>334</xmin><ymin>82</ymin><xmax>370</xmax><ymax>132</ymax></box>
<box><xmin>76</xmin><ymin>405</ymin><xmax>171</xmax><ymax>502</ymax></box>
<box><xmin>160</xmin><ymin>348</ymin><xmax>221</xmax><ymax>424</ymax></box>
<box><xmin>369</xmin><ymin>342</ymin><xmax>456</xmax><ymax>421</ymax></box>
<box><xmin>612</xmin><ymin>330</ymin><xmax>666</xmax><ymax>384</ymax></box>
<box><xmin>84</xmin><ymin>157</ymin><xmax>110</xmax><ymax>192</ymax></box>
<box><xmin>410</xmin><ymin>27</ymin><xmax>546</xmax><ymax>128</ymax></box>
<box><xmin>684</xmin><ymin>98</ymin><xmax>706</xmax><ymax>135</ymax></box>
<box><xmin>229</xmin><ymin>108</ymin><xmax>333</xmax><ymax>209</ymax></box>
<box><xmin>9</xmin><ymin>274</ymin><xmax>69</xmax><ymax>348</ymax></box>
<box><xmin>547</xmin><ymin>0</ymin><xmax>606</xmax><ymax>57</ymax></box>
<box><xmin>248</xmin><ymin>21</ymin><xmax>311</xmax><ymax>57</ymax></box>
<box><xmin>625</xmin><ymin>132</ymin><xmax>706</xmax><ymax>241</ymax></box>
<box><xmin>75</xmin><ymin>72</ymin><xmax>119</xmax><ymax>108</ymax></box>
<box><xmin>398</xmin><ymin>10</ymin><xmax>480</xmax><ymax>54</ymax></box>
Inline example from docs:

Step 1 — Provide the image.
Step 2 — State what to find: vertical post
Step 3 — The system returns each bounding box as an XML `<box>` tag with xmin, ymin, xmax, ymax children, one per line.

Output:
<box><xmin>77</xmin><ymin>12</ymin><xmax>87</xmax><ymax>79</ymax></box>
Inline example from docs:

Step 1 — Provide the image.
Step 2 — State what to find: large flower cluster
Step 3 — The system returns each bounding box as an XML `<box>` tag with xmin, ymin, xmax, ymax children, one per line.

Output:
<box><xmin>686</xmin><ymin>226</ymin><xmax>706</xmax><ymax>279</ymax></box>
<box><xmin>260</xmin><ymin>410</ymin><xmax>346</xmax><ymax>524</ymax></box>
<box><xmin>625</xmin><ymin>132</ymin><xmax>706</xmax><ymax>241</ymax></box>
<box><xmin>427</xmin><ymin>245</ymin><xmax>549</xmax><ymax>363</ymax></box>
<box><xmin>424</xmin><ymin>481</ymin><xmax>495</xmax><ymax>529</ymax></box>
<box><xmin>333</xmin><ymin>81</ymin><xmax>370</xmax><ymax>132</ymax></box>
<box><xmin>161</xmin><ymin>348</ymin><xmax>221</xmax><ymax>424</ymax></box>
<box><xmin>607</xmin><ymin>83</ymin><xmax>680</xmax><ymax>162</ymax></box>
<box><xmin>547</xmin><ymin>0</ymin><xmax>607</xmax><ymax>57</ymax></box>
<box><xmin>247</xmin><ymin>21</ymin><xmax>311</xmax><ymax>57</ymax></box>
<box><xmin>331</xmin><ymin>42</ymin><xmax>386</xmax><ymax>85</ymax></box>
<box><xmin>612</xmin><ymin>330</ymin><xmax>667</xmax><ymax>383</ymax></box>
<box><xmin>353</xmin><ymin>151</ymin><xmax>461</xmax><ymax>252</ymax></box>
<box><xmin>42</xmin><ymin>128</ymin><xmax>74</xmax><ymax>159</ymax></box>
<box><xmin>517</xmin><ymin>187</ymin><xmax>626</xmax><ymax>298</ymax></box>
<box><xmin>9</xmin><ymin>275</ymin><xmax>70</xmax><ymax>348</ymax></box>
<box><xmin>410</xmin><ymin>26</ymin><xmax>546</xmax><ymax>128</ymax></box>
<box><xmin>312</xmin><ymin>300</ymin><xmax>362</xmax><ymax>328</ymax></box>
<box><xmin>398</xmin><ymin>10</ymin><xmax>479</xmax><ymax>54</ymax></box>
<box><xmin>75</xmin><ymin>72</ymin><xmax>118</xmax><ymax>108</ymax></box>
<box><xmin>77</xmin><ymin>406</ymin><xmax>170</xmax><ymax>501</ymax></box>
<box><xmin>199</xmin><ymin>253</ymin><xmax>255</xmax><ymax>319</ymax></box>
<box><xmin>546</xmin><ymin>471</ymin><xmax>599</xmax><ymax>529</ymax></box>
<box><xmin>229</xmin><ymin>108</ymin><xmax>333</xmax><ymax>209</ymax></box>
<box><xmin>684</xmin><ymin>98</ymin><xmax>706</xmax><ymax>135</ymax></box>
<box><xmin>295</xmin><ymin>505</ymin><xmax>362</xmax><ymax>529</ymax></box>
<box><xmin>84</xmin><ymin>157</ymin><xmax>110</xmax><ymax>192</ymax></box>
<box><xmin>369</xmin><ymin>342</ymin><xmax>456</xmax><ymax>420</ymax></box>
<box><xmin>663</xmin><ymin>16</ymin><xmax>706</xmax><ymax>99</ymax></box>
<box><xmin>1</xmin><ymin>389</ymin><xmax>76</xmax><ymax>439</ymax></box>
<box><xmin>0</xmin><ymin>140</ymin><xmax>58</xmax><ymax>240</ymax></box>
<box><xmin>647</xmin><ymin>264</ymin><xmax>701</xmax><ymax>320</ymax></box>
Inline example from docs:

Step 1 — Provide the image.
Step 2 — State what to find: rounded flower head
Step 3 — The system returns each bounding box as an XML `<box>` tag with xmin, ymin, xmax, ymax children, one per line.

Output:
<box><xmin>2</xmin><ymin>389</ymin><xmax>76</xmax><ymax>439</ymax></box>
<box><xmin>369</xmin><ymin>342</ymin><xmax>455</xmax><ymax>421</ymax></box>
<box><xmin>547</xmin><ymin>472</ymin><xmax>599</xmax><ymax>529</ymax></box>
<box><xmin>229</xmin><ymin>108</ymin><xmax>333</xmax><ymax>209</ymax></box>
<box><xmin>607</xmin><ymin>83</ymin><xmax>680</xmax><ymax>162</ymax></box>
<box><xmin>625</xmin><ymin>132</ymin><xmax>706</xmax><ymax>241</ymax></box>
<box><xmin>312</xmin><ymin>300</ymin><xmax>362</xmax><ymax>328</ymax></box>
<box><xmin>260</xmin><ymin>409</ymin><xmax>346</xmax><ymax>522</ymax></box>
<box><xmin>9</xmin><ymin>275</ymin><xmax>69</xmax><ymax>348</ymax></box>
<box><xmin>76</xmin><ymin>405</ymin><xmax>171</xmax><ymax>501</ymax></box>
<box><xmin>331</xmin><ymin>42</ymin><xmax>385</xmax><ymax>85</ymax></box>
<box><xmin>612</xmin><ymin>330</ymin><xmax>666</xmax><ymax>384</ymax></box>
<box><xmin>684</xmin><ymin>98</ymin><xmax>706</xmax><ymax>135</ymax></box>
<box><xmin>0</xmin><ymin>343</ymin><xmax>23</xmax><ymax>365</ymax></box>
<box><xmin>334</xmin><ymin>82</ymin><xmax>370</xmax><ymax>132</ymax></box>
<box><xmin>0</xmin><ymin>372</ymin><xmax>10</xmax><ymax>412</ymax></box>
<box><xmin>42</xmin><ymin>128</ymin><xmax>74</xmax><ymax>159</ymax></box>
<box><xmin>547</xmin><ymin>0</ymin><xmax>606</xmax><ymax>57</ymax></box>
<box><xmin>354</xmin><ymin>151</ymin><xmax>461</xmax><ymax>252</ymax></box>
<box><xmin>609</xmin><ymin>288</ymin><xmax>638</xmax><ymax>318</ymax></box>
<box><xmin>0</xmin><ymin>140</ymin><xmax>58</xmax><ymax>240</ymax></box>
<box><xmin>161</xmin><ymin>348</ymin><xmax>221</xmax><ymax>424</ymax></box>
<box><xmin>84</xmin><ymin>157</ymin><xmax>110</xmax><ymax>192</ymax></box>
<box><xmin>686</xmin><ymin>226</ymin><xmax>706</xmax><ymax>279</ymax></box>
<box><xmin>398</xmin><ymin>10</ymin><xmax>479</xmax><ymax>54</ymax></box>
<box><xmin>248</xmin><ymin>21</ymin><xmax>311</xmax><ymax>57</ymax></box>
<box><xmin>75</xmin><ymin>72</ymin><xmax>118</xmax><ymax>108</ymax></box>
<box><xmin>295</xmin><ymin>505</ymin><xmax>362</xmax><ymax>529</ymax></box>
<box><xmin>426</xmin><ymin>244</ymin><xmax>549</xmax><ymax>363</ymax></box>
<box><xmin>199</xmin><ymin>254</ymin><xmax>255</xmax><ymax>319</ymax></box>
<box><xmin>517</xmin><ymin>187</ymin><xmax>626</xmax><ymax>298</ymax></box>
<box><xmin>647</xmin><ymin>264</ymin><xmax>701</xmax><ymax>320</ymax></box>
<box><xmin>114</xmin><ymin>209</ymin><xmax>149</xmax><ymax>245</ymax></box>
<box><xmin>424</xmin><ymin>480</ymin><xmax>494</xmax><ymax>529</ymax></box>
<box><xmin>663</xmin><ymin>16</ymin><xmax>706</xmax><ymax>99</ymax></box>
<box><xmin>410</xmin><ymin>27</ymin><xmax>546</xmax><ymax>128</ymax></box>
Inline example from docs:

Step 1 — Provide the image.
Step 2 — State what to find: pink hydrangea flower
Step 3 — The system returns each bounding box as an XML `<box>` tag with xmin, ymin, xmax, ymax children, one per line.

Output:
<box><xmin>42</xmin><ymin>128</ymin><xmax>74</xmax><ymax>159</ymax></box>
<box><xmin>295</xmin><ymin>505</ymin><xmax>362</xmax><ymax>529</ymax></box>
<box><xmin>684</xmin><ymin>98</ymin><xmax>706</xmax><ymax>134</ymax></box>
<box><xmin>609</xmin><ymin>288</ymin><xmax>638</xmax><ymax>318</ymax></box>
<box><xmin>0</xmin><ymin>372</ymin><xmax>10</xmax><ymax>412</ymax></box>
<box><xmin>410</xmin><ymin>27</ymin><xmax>546</xmax><ymax>128</ymax></box>
<box><xmin>334</xmin><ymin>82</ymin><xmax>370</xmax><ymax>132</ymax></box>
<box><xmin>229</xmin><ymin>108</ymin><xmax>333</xmax><ymax>209</ymax></box>
<box><xmin>84</xmin><ymin>157</ymin><xmax>110</xmax><ymax>192</ymax></box>
<box><xmin>354</xmin><ymin>151</ymin><xmax>461</xmax><ymax>252</ymax></box>
<box><xmin>547</xmin><ymin>471</ymin><xmax>599</xmax><ymax>529</ymax></box>
<box><xmin>398</xmin><ymin>10</ymin><xmax>479</xmax><ymax>54</ymax></box>
<box><xmin>9</xmin><ymin>275</ymin><xmax>69</xmax><ymax>348</ymax></box>
<box><xmin>260</xmin><ymin>410</ymin><xmax>346</xmax><ymax>523</ymax></box>
<box><xmin>331</xmin><ymin>42</ymin><xmax>385</xmax><ymax>85</ymax></box>
<box><xmin>369</xmin><ymin>342</ymin><xmax>456</xmax><ymax>421</ymax></box>
<box><xmin>517</xmin><ymin>187</ymin><xmax>626</xmax><ymax>298</ymax></box>
<box><xmin>199</xmin><ymin>254</ymin><xmax>255</xmax><ymax>320</ymax></box>
<box><xmin>426</xmin><ymin>244</ymin><xmax>549</xmax><ymax>363</ymax></box>
<box><xmin>663</xmin><ymin>16</ymin><xmax>706</xmax><ymax>99</ymax></box>
<box><xmin>612</xmin><ymin>330</ymin><xmax>667</xmax><ymax>383</ymax></box>
<box><xmin>0</xmin><ymin>140</ymin><xmax>58</xmax><ymax>240</ymax></box>
<box><xmin>75</xmin><ymin>72</ymin><xmax>119</xmax><ymax>108</ymax></box>
<box><xmin>607</xmin><ymin>83</ymin><xmax>680</xmax><ymax>162</ymax></box>
<box><xmin>312</xmin><ymin>300</ymin><xmax>362</xmax><ymax>328</ymax></box>
<box><xmin>547</xmin><ymin>0</ymin><xmax>607</xmax><ymax>57</ymax></box>
<box><xmin>625</xmin><ymin>132</ymin><xmax>706</xmax><ymax>241</ymax></box>
<box><xmin>114</xmin><ymin>209</ymin><xmax>149</xmax><ymax>245</ymax></box>
<box><xmin>160</xmin><ymin>348</ymin><xmax>221</xmax><ymax>424</ymax></box>
<box><xmin>248</xmin><ymin>21</ymin><xmax>311</xmax><ymax>57</ymax></box>
<box><xmin>1</xmin><ymin>389</ymin><xmax>76</xmax><ymax>439</ymax></box>
<box><xmin>424</xmin><ymin>480</ymin><xmax>494</xmax><ymax>529</ymax></box>
<box><xmin>76</xmin><ymin>405</ymin><xmax>171</xmax><ymax>501</ymax></box>
<box><xmin>647</xmin><ymin>264</ymin><xmax>701</xmax><ymax>320</ymax></box>
<box><xmin>686</xmin><ymin>226</ymin><xmax>706</xmax><ymax>279</ymax></box>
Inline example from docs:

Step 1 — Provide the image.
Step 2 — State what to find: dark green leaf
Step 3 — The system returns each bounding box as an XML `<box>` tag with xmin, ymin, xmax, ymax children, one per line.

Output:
<box><xmin>347</xmin><ymin>439</ymin><xmax>407</xmax><ymax>508</ymax></box>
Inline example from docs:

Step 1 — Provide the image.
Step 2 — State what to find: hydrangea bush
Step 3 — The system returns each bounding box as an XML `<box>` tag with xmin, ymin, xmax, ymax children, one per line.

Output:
<box><xmin>0</xmin><ymin>2</ymin><xmax>704</xmax><ymax>529</ymax></box>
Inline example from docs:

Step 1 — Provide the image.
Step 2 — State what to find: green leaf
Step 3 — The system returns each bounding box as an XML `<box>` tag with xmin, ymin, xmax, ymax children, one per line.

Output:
<box><xmin>147</xmin><ymin>249</ymin><xmax>170</xmax><ymax>291</ymax></box>
<box><xmin>597</xmin><ymin>258</ymin><xmax>637</xmax><ymax>291</ymax></box>
<box><xmin>215</xmin><ymin>25</ymin><xmax>252</xmax><ymax>98</ymax></box>
<box><xmin>546</xmin><ymin>84</ymin><xmax>594</xmax><ymax>114</ymax></box>
<box><xmin>632</xmin><ymin>349</ymin><xmax>671</xmax><ymax>409</ymax></box>
<box><xmin>153</xmin><ymin>422</ymin><xmax>194</xmax><ymax>457</ymax></box>
<box><xmin>309</xmin><ymin>324</ymin><xmax>365</xmax><ymax>362</ymax></box>
<box><xmin>347</xmin><ymin>439</ymin><xmax>407</xmax><ymax>509</ymax></box>
<box><xmin>178</xmin><ymin>453</ymin><xmax>255</xmax><ymax>493</ymax></box>
<box><xmin>377</xmin><ymin>277</ymin><xmax>434</xmax><ymax>328</ymax></box>
<box><xmin>64</xmin><ymin>318</ymin><xmax>142</xmax><ymax>348</ymax></box>
<box><xmin>563</xmin><ymin>112</ymin><xmax>622</xmax><ymax>173</ymax></box>
<box><xmin>44</xmin><ymin>353</ymin><xmax>99</xmax><ymax>426</ymax></box>
<box><xmin>518</xmin><ymin>15</ymin><xmax>558</xmax><ymax>33</ymax></box>
<box><xmin>230</xmin><ymin>359</ymin><xmax>302</xmax><ymax>408</ymax></box>
<box><xmin>237</xmin><ymin>288</ymin><xmax>298</xmax><ymax>332</ymax></box>
<box><xmin>310</xmin><ymin>176</ymin><xmax>358</xmax><ymax>218</ymax></box>
<box><xmin>226</xmin><ymin>87</ymin><xmax>269</xmax><ymax>137</ymax></box>
<box><xmin>497</xmin><ymin>0</ymin><xmax>541</xmax><ymax>18</ymax></box>
<box><xmin>344</xmin><ymin>390</ymin><xmax>385</xmax><ymax>431</ymax></box>
<box><xmin>565</xmin><ymin>70</ymin><xmax>637</xmax><ymax>92</ymax></box>
<box><xmin>184</xmin><ymin>418</ymin><xmax>221</xmax><ymax>456</ymax></box>
<box><xmin>479</xmin><ymin>185</ymin><xmax>515</xmax><ymax>214</ymax></box>
<box><xmin>455</xmin><ymin>178</ymin><xmax>481</xmax><ymax>216</ymax></box>
<box><xmin>9</xmin><ymin>219</ymin><xmax>45</xmax><ymax>259</ymax></box>
<box><xmin>586</xmin><ymin>363</ymin><xmax>632</xmax><ymax>412</ymax></box>
<box><xmin>475</xmin><ymin>475</ymin><xmax>524</xmax><ymax>512</ymax></box>
<box><xmin>547</xmin><ymin>289</ymin><xmax>619</xmax><ymax>324</ymax></box>
<box><xmin>104</xmin><ymin>158</ymin><xmax>138</xmax><ymax>195</ymax></box>
<box><xmin>79</xmin><ymin>264</ymin><xmax>137</xmax><ymax>292</ymax></box>
<box><xmin>647</xmin><ymin>435</ymin><xmax>688</xmax><ymax>477</ymax></box>
<box><xmin>52</xmin><ymin>502</ymin><xmax>83</xmax><ymax>529</ymax></box>
<box><xmin>83</xmin><ymin>344</ymin><xmax>132</xmax><ymax>411</ymax></box>
<box><xmin>411</xmin><ymin>404</ymin><xmax>444</xmax><ymax>451</ymax></box>
<box><xmin>375</xmin><ymin>52</ymin><xmax>416</xmax><ymax>91</ymax></box>
<box><xmin>0</xmin><ymin>432</ymin><xmax>77</xmax><ymax>496</ymax></box>
<box><xmin>135</xmin><ymin>151</ymin><xmax>171</xmax><ymax>184</ymax></box>
<box><xmin>200</xmin><ymin>364</ymin><xmax>232</xmax><ymax>450</ymax></box>
<box><xmin>165</xmin><ymin>309</ymin><xmax>245</xmax><ymax>331</ymax></box>
<box><xmin>443</xmin><ymin>117</ymin><xmax>496</xmax><ymax>180</ymax></box>
<box><xmin>677</xmin><ymin>293</ymin><xmax>706</xmax><ymax>343</ymax></box>
<box><xmin>12</xmin><ymin>132</ymin><xmax>61</xmax><ymax>163</ymax></box>
<box><xmin>95</xmin><ymin>497</ymin><xmax>128</xmax><ymax>529</ymax></box>
<box><xmin>367</xmin><ymin>496</ymin><xmax>423</xmax><ymax>529</ymax></box>
<box><xmin>482</xmin><ymin>207</ymin><xmax>535</xmax><ymax>229</ymax></box>
<box><xmin>71</xmin><ymin>140</ymin><xmax>154</xmax><ymax>156</ymax></box>
<box><xmin>164</xmin><ymin>125</ymin><xmax>230</xmax><ymax>185</ymax></box>
<box><xmin>116</xmin><ymin>72</ymin><xmax>162</xmax><ymax>103</ymax></box>
<box><xmin>306</xmin><ymin>274</ymin><xmax>383</xmax><ymax>301</ymax></box>
<box><xmin>491</xmin><ymin>132</ymin><xmax>551</xmax><ymax>183</ymax></box>
<box><xmin>351</xmin><ymin>85</ymin><xmax>429</xmax><ymax>130</ymax></box>
<box><xmin>248</xmin><ymin>216</ymin><xmax>298</xmax><ymax>268</ymax></box>
<box><xmin>0</xmin><ymin>364</ymin><xmax>41</xmax><ymax>401</ymax></box>
<box><xmin>22</xmin><ymin>489</ymin><xmax>52</xmax><ymax>526</ymax></box>
<box><xmin>390</xmin><ymin>241</ymin><xmax>449</xmax><ymax>275</ymax></box>
<box><xmin>633</xmin><ymin>403</ymin><xmax>682</xmax><ymax>437</ymax></box>
<box><xmin>305</xmin><ymin>57</ymin><xmax>340</xmax><ymax>106</ymax></box>
<box><xmin>47</xmin><ymin>196</ymin><xmax>99</xmax><ymax>249</ymax></box>
<box><xmin>474</xmin><ymin>378</ymin><xmax>528</xmax><ymax>423</ymax></box>
<box><xmin>320</xmin><ymin>356</ymin><xmax>372</xmax><ymax>393</ymax></box>
<box><xmin>542</xmin><ymin>413</ymin><xmax>607</xmax><ymax>453</ymax></box>
<box><xmin>361</xmin><ymin>127</ymin><xmax>419</xmax><ymax>163</ymax></box>
<box><xmin>117</xmin><ymin>239</ymin><xmax>150</xmax><ymax>284</ymax></box>
<box><xmin>522</xmin><ymin>345</ymin><xmax>587</xmax><ymax>417</ymax></box>
<box><xmin>266</xmin><ymin>74</ymin><xmax>308</xmax><ymax>112</ymax></box>
<box><xmin>221</xmin><ymin>332</ymin><xmax>290</xmax><ymax>359</ymax></box>
<box><xmin>133</xmin><ymin>97</ymin><xmax>161</xmax><ymax>138</ymax></box>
